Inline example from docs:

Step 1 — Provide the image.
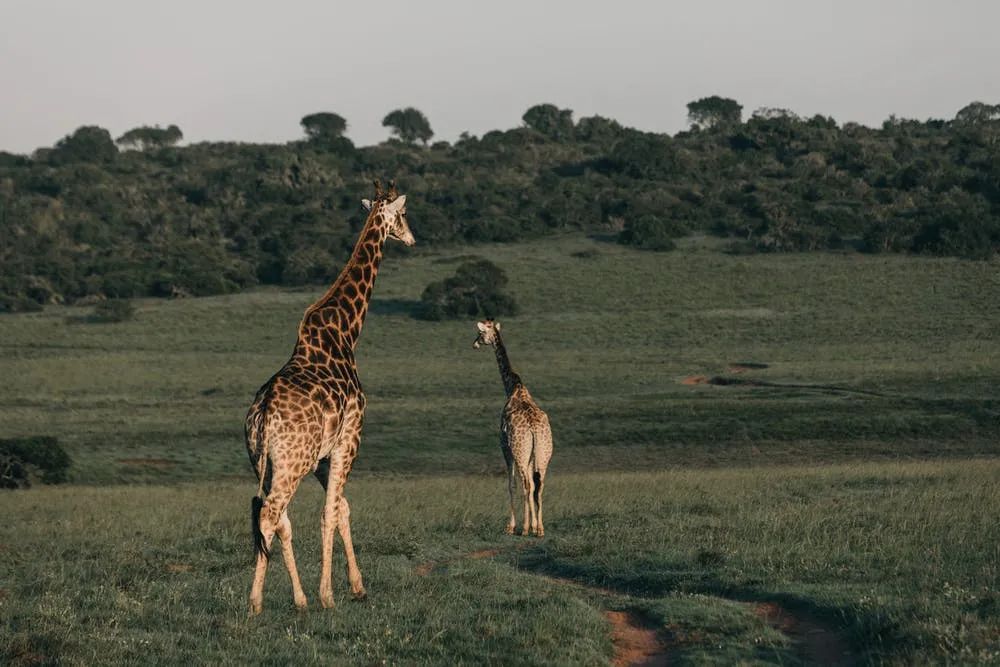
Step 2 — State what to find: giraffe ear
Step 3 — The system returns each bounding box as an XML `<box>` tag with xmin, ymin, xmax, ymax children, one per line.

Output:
<box><xmin>494</xmin><ymin>321</ymin><xmax>501</xmax><ymax>332</ymax></box>
<box><xmin>387</xmin><ymin>195</ymin><xmax>406</xmax><ymax>212</ymax></box>
<box><xmin>361</xmin><ymin>199</ymin><xmax>372</xmax><ymax>211</ymax></box>
<box><xmin>476</xmin><ymin>321</ymin><xmax>488</xmax><ymax>332</ymax></box>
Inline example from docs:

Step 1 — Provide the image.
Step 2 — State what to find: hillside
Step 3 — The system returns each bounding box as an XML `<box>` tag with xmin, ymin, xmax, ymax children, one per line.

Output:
<box><xmin>2</xmin><ymin>100</ymin><xmax>999</xmax><ymax>312</ymax></box>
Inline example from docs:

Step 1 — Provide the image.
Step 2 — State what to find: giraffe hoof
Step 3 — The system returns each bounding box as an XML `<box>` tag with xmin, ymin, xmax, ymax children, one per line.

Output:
<box><xmin>320</xmin><ymin>595</ymin><xmax>335</xmax><ymax>609</ymax></box>
<box><xmin>504</xmin><ymin>526</ymin><xmax>515</xmax><ymax>535</ymax></box>
<box><xmin>521</xmin><ymin>529</ymin><xmax>530</xmax><ymax>537</ymax></box>
<box><xmin>294</xmin><ymin>596</ymin><xmax>308</xmax><ymax>611</ymax></box>
<box><xmin>351</xmin><ymin>589</ymin><xmax>368</xmax><ymax>602</ymax></box>
<box><xmin>249</xmin><ymin>601</ymin><xmax>263</xmax><ymax>617</ymax></box>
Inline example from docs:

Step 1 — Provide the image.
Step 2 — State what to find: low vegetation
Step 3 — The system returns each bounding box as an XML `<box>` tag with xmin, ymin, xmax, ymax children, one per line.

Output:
<box><xmin>0</xmin><ymin>436</ymin><xmax>70</xmax><ymax>488</ymax></box>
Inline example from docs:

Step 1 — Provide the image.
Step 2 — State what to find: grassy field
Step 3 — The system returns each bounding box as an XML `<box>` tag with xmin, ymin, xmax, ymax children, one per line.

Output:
<box><xmin>1</xmin><ymin>233</ymin><xmax>999</xmax><ymax>664</ymax></box>
<box><xmin>2</xmin><ymin>462</ymin><xmax>999</xmax><ymax>664</ymax></box>
<box><xmin>1</xmin><ymin>234</ymin><xmax>997</xmax><ymax>483</ymax></box>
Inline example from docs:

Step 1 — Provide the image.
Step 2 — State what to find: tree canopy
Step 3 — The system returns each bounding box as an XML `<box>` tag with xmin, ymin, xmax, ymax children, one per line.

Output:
<box><xmin>116</xmin><ymin>125</ymin><xmax>183</xmax><ymax>150</ymax></box>
<box><xmin>382</xmin><ymin>108</ymin><xmax>433</xmax><ymax>145</ymax></box>
<box><xmin>50</xmin><ymin>126</ymin><xmax>118</xmax><ymax>163</ymax></box>
<box><xmin>301</xmin><ymin>112</ymin><xmax>347</xmax><ymax>141</ymax></box>
<box><xmin>522</xmin><ymin>104</ymin><xmax>574</xmax><ymax>140</ymax></box>
<box><xmin>687</xmin><ymin>96</ymin><xmax>743</xmax><ymax>129</ymax></box>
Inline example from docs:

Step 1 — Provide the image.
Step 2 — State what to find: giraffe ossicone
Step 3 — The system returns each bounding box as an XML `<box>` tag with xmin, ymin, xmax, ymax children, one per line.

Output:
<box><xmin>244</xmin><ymin>179</ymin><xmax>413</xmax><ymax>615</ymax></box>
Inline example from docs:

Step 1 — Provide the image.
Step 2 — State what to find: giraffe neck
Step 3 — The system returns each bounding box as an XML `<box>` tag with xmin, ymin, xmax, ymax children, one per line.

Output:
<box><xmin>296</xmin><ymin>209</ymin><xmax>388</xmax><ymax>356</ymax></box>
<box><xmin>493</xmin><ymin>334</ymin><xmax>523</xmax><ymax>397</ymax></box>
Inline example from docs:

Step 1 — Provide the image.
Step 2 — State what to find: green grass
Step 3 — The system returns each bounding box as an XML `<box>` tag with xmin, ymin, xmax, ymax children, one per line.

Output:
<box><xmin>2</xmin><ymin>461</ymin><xmax>998</xmax><ymax>664</ymax></box>
<box><xmin>0</xmin><ymin>234</ymin><xmax>997</xmax><ymax>483</ymax></box>
<box><xmin>1</xmin><ymin>234</ymin><xmax>999</xmax><ymax>664</ymax></box>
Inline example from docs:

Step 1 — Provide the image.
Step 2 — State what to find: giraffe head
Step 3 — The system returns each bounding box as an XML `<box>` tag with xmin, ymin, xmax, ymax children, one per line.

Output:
<box><xmin>362</xmin><ymin>179</ymin><xmax>415</xmax><ymax>246</ymax></box>
<box><xmin>473</xmin><ymin>319</ymin><xmax>501</xmax><ymax>349</ymax></box>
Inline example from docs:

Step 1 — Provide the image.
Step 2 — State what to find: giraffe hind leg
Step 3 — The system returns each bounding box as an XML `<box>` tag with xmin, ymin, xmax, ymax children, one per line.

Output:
<box><xmin>519</xmin><ymin>466</ymin><xmax>536</xmax><ymax>537</ymax></box>
<box><xmin>533</xmin><ymin>471</ymin><xmax>545</xmax><ymax>537</ymax></box>
<box><xmin>505</xmin><ymin>462</ymin><xmax>517</xmax><ymax>535</ymax></box>
<box><xmin>249</xmin><ymin>474</ymin><xmax>303</xmax><ymax>615</ymax></box>
<box><xmin>277</xmin><ymin>511</ymin><xmax>308</xmax><ymax>609</ymax></box>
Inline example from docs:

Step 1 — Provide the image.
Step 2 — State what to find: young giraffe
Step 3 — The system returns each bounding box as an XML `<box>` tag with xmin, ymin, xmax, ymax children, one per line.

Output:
<box><xmin>245</xmin><ymin>180</ymin><xmax>414</xmax><ymax>615</ymax></box>
<box><xmin>473</xmin><ymin>319</ymin><xmax>553</xmax><ymax>537</ymax></box>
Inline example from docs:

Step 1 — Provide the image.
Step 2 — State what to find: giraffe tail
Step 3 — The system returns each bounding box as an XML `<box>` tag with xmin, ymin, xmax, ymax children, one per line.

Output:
<box><xmin>251</xmin><ymin>495</ymin><xmax>269</xmax><ymax>561</ymax></box>
<box><xmin>248</xmin><ymin>382</ymin><xmax>274</xmax><ymax>562</ymax></box>
<box><xmin>530</xmin><ymin>431</ymin><xmax>542</xmax><ymax>509</ymax></box>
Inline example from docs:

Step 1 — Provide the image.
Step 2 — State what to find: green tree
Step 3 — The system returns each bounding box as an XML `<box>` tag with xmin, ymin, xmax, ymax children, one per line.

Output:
<box><xmin>417</xmin><ymin>259</ymin><xmax>517</xmax><ymax>320</ymax></box>
<box><xmin>300</xmin><ymin>112</ymin><xmax>348</xmax><ymax>142</ymax></box>
<box><xmin>116</xmin><ymin>124</ymin><xmax>183</xmax><ymax>150</ymax></box>
<box><xmin>382</xmin><ymin>107</ymin><xmax>434</xmax><ymax>145</ymax></box>
<box><xmin>686</xmin><ymin>96</ymin><xmax>743</xmax><ymax>129</ymax></box>
<box><xmin>575</xmin><ymin>115</ymin><xmax>623</xmax><ymax>143</ymax></box>
<box><xmin>522</xmin><ymin>103</ymin><xmax>574</xmax><ymax>140</ymax></box>
<box><xmin>954</xmin><ymin>101</ymin><xmax>1000</xmax><ymax>125</ymax></box>
<box><xmin>51</xmin><ymin>126</ymin><xmax>118</xmax><ymax>163</ymax></box>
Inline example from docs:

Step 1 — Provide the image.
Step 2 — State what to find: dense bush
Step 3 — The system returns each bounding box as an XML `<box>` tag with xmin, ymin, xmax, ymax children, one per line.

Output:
<box><xmin>2</xmin><ymin>100</ymin><xmax>999</xmax><ymax>311</ymax></box>
<box><xmin>0</xmin><ymin>436</ymin><xmax>71</xmax><ymax>488</ymax></box>
<box><xmin>417</xmin><ymin>259</ymin><xmax>518</xmax><ymax>321</ymax></box>
<box><xmin>618</xmin><ymin>215</ymin><xmax>687</xmax><ymax>251</ymax></box>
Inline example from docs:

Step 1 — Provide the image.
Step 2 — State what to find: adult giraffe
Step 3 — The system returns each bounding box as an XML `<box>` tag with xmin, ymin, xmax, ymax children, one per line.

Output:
<box><xmin>245</xmin><ymin>180</ymin><xmax>413</xmax><ymax>615</ymax></box>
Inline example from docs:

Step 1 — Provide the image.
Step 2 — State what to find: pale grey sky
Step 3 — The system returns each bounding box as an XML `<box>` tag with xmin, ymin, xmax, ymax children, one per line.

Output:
<box><xmin>2</xmin><ymin>0</ymin><xmax>998</xmax><ymax>153</ymax></box>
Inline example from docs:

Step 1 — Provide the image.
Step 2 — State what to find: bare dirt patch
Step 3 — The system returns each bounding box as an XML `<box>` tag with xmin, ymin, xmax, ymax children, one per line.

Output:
<box><xmin>606</xmin><ymin>610</ymin><xmax>672</xmax><ymax>666</ymax></box>
<box><xmin>414</xmin><ymin>548</ymin><xmax>503</xmax><ymax>576</ymax></box>
<box><xmin>681</xmin><ymin>375</ymin><xmax>709</xmax><ymax>385</ymax></box>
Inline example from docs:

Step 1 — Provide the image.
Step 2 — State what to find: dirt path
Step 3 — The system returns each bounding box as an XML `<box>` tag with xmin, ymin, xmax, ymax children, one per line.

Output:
<box><xmin>415</xmin><ymin>546</ymin><xmax>855</xmax><ymax>666</ymax></box>
<box><xmin>604</xmin><ymin>610</ymin><xmax>672</xmax><ymax>666</ymax></box>
<box><xmin>414</xmin><ymin>548</ymin><xmax>501</xmax><ymax>576</ymax></box>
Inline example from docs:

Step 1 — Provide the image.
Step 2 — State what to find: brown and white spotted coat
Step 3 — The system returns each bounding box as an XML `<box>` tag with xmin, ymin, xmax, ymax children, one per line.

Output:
<box><xmin>474</xmin><ymin>320</ymin><xmax>553</xmax><ymax>537</ymax></box>
<box><xmin>245</xmin><ymin>181</ymin><xmax>413</xmax><ymax>615</ymax></box>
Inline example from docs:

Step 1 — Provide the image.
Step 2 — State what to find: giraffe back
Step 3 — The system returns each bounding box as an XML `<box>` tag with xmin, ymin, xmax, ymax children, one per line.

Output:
<box><xmin>501</xmin><ymin>385</ymin><xmax>552</xmax><ymax>474</ymax></box>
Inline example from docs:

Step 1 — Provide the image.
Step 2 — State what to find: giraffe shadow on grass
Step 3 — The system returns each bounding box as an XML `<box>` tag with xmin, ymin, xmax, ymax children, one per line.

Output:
<box><xmin>506</xmin><ymin>546</ymin><xmax>863</xmax><ymax>666</ymax></box>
